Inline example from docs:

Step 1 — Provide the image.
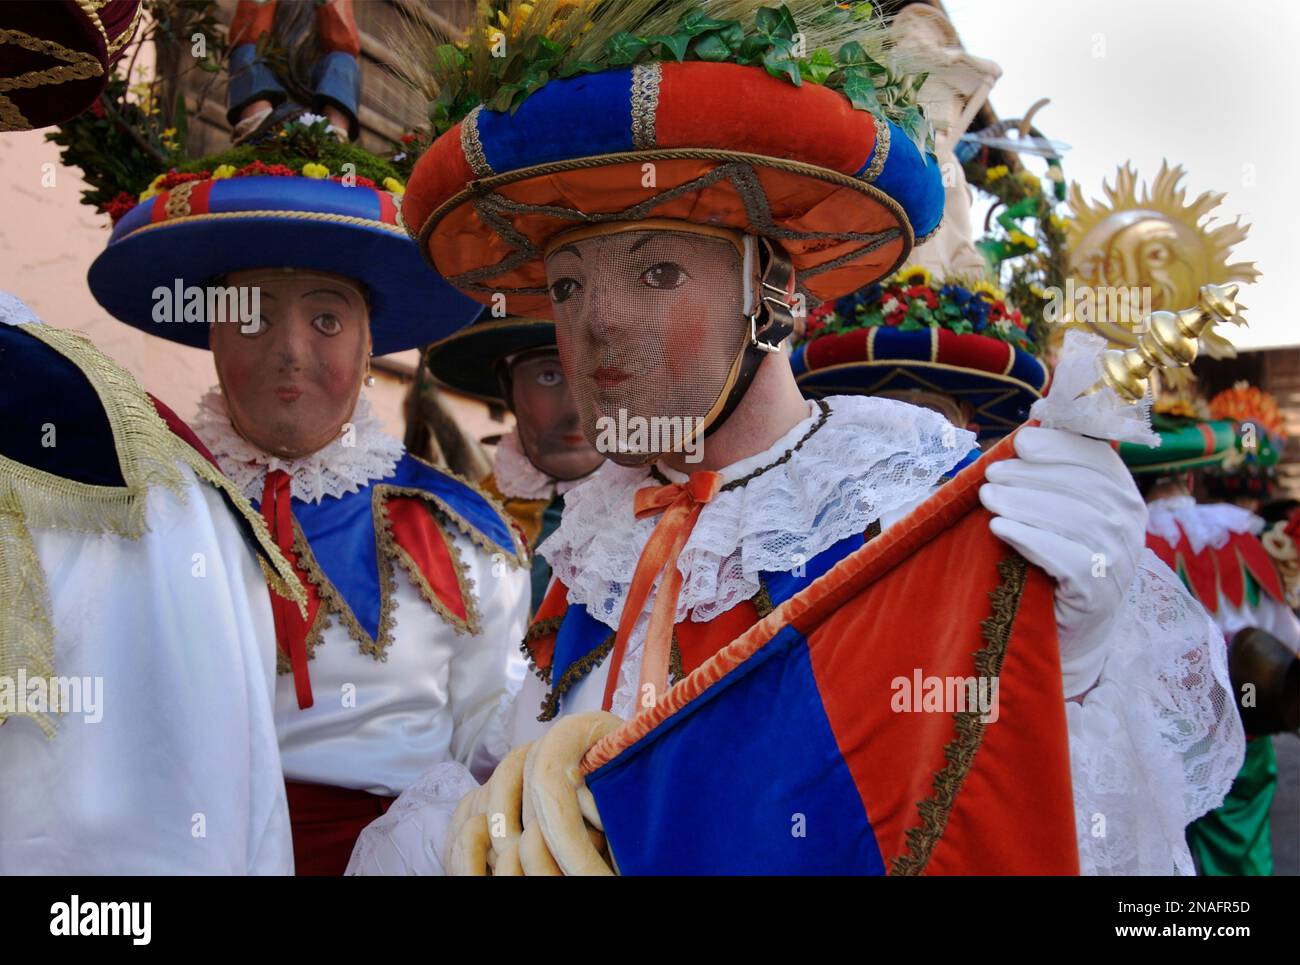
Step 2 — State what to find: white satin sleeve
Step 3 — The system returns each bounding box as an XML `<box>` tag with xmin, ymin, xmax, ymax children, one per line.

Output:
<box><xmin>344</xmin><ymin>544</ymin><xmax>529</xmax><ymax>876</ymax></box>
<box><xmin>0</xmin><ymin>467</ymin><xmax>292</xmax><ymax>875</ymax></box>
<box><xmin>1066</xmin><ymin>548</ymin><xmax>1245</xmax><ymax>875</ymax></box>
<box><xmin>448</xmin><ymin>537</ymin><xmax>530</xmax><ymax>782</ymax></box>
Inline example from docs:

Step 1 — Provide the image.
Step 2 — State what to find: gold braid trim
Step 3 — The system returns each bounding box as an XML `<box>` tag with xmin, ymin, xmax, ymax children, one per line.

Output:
<box><xmin>0</xmin><ymin>323</ymin><xmax>304</xmax><ymax>729</ymax></box>
<box><xmin>668</xmin><ymin>629</ymin><xmax>684</xmax><ymax>686</ymax></box>
<box><xmin>630</xmin><ymin>63</ymin><xmax>661</xmax><ymax>150</ymax></box>
<box><xmin>0</xmin><ymin>27</ymin><xmax>103</xmax><ymax>131</ymax></box>
<box><xmin>460</xmin><ymin>105</ymin><xmax>493</xmax><ymax>177</ymax></box>
<box><xmin>105</xmin><ymin>1</ymin><xmax>144</xmax><ymax>59</ymax></box>
<box><xmin>537</xmin><ymin>633</ymin><xmax>614</xmax><ymax>723</ymax></box>
<box><xmin>405</xmin><ymin>454</ymin><xmax>530</xmax><ymax>569</ymax></box>
<box><xmin>522</xmin><ymin>615</ymin><xmax>565</xmax><ymax>683</ymax></box>
<box><xmin>890</xmin><ymin>552</ymin><xmax>1028</xmax><ymax>876</ymax></box>
<box><xmin>860</xmin><ymin>119</ymin><xmax>890</xmax><ymax>183</ymax></box>
<box><xmin>373</xmin><ymin>485</ymin><xmax>482</xmax><ymax>637</ymax></box>
<box><xmin>274</xmin><ymin>518</ymin><xmax>372</xmax><ymax>675</ymax></box>
<box><xmin>129</xmin><ymin>209</ymin><xmax>409</xmax><ymax>234</ymax></box>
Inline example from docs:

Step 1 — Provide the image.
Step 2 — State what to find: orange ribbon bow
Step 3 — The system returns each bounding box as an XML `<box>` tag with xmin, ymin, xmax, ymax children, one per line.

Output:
<box><xmin>602</xmin><ymin>470</ymin><xmax>724</xmax><ymax>714</ymax></box>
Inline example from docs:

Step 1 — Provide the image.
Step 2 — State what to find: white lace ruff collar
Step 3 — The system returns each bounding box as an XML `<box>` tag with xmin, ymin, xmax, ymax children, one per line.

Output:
<box><xmin>540</xmin><ymin>394</ymin><xmax>974</xmax><ymax>633</ymax></box>
<box><xmin>1146</xmin><ymin>494</ymin><xmax>1263</xmax><ymax>554</ymax></box>
<box><xmin>191</xmin><ymin>387</ymin><xmax>405</xmax><ymax>504</ymax></box>
<box><xmin>492</xmin><ymin>427</ymin><xmax>592</xmax><ymax>501</ymax></box>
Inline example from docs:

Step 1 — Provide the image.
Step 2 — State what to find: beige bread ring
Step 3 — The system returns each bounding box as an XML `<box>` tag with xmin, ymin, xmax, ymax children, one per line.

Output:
<box><xmin>485</xmin><ymin>742</ymin><xmax>531</xmax><ymax>858</ymax></box>
<box><xmin>518</xmin><ymin>823</ymin><xmax>563</xmax><ymax>876</ymax></box>
<box><xmin>448</xmin><ymin>811</ymin><xmax>491</xmax><ymax>877</ymax></box>
<box><xmin>526</xmin><ymin>711</ymin><xmax>622</xmax><ymax>876</ymax></box>
<box><xmin>443</xmin><ymin>784</ymin><xmax>490</xmax><ymax>876</ymax></box>
<box><xmin>493</xmin><ymin>841</ymin><xmax>524</xmax><ymax>876</ymax></box>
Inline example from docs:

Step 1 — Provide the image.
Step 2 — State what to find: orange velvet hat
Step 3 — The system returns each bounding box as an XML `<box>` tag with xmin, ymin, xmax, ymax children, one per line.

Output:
<box><xmin>398</xmin><ymin>2</ymin><xmax>945</xmax><ymax>318</ymax></box>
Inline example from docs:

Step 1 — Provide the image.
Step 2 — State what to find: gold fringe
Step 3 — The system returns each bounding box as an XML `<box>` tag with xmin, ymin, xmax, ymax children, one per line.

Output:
<box><xmin>538</xmin><ymin>633</ymin><xmax>614</xmax><ymax>722</ymax></box>
<box><xmin>889</xmin><ymin>552</ymin><xmax>1027</xmax><ymax>876</ymax></box>
<box><xmin>522</xmin><ymin>614</ymin><xmax>565</xmax><ymax>684</ymax></box>
<box><xmin>405</xmin><ymin>453</ymin><xmax>530</xmax><ymax>569</ymax></box>
<box><xmin>0</xmin><ymin>323</ymin><xmax>305</xmax><ymax>732</ymax></box>
<box><xmin>373</xmin><ymin>485</ymin><xmax>482</xmax><ymax>637</ymax></box>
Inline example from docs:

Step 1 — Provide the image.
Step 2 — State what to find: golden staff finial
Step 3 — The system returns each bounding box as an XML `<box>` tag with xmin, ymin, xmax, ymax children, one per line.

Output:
<box><xmin>1091</xmin><ymin>283</ymin><xmax>1247</xmax><ymax>402</ymax></box>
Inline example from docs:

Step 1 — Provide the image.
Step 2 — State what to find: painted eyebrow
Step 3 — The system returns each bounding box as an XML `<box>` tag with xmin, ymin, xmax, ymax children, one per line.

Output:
<box><xmin>551</xmin><ymin>243</ymin><xmax>582</xmax><ymax>260</ymax></box>
<box><xmin>304</xmin><ymin>288</ymin><xmax>353</xmax><ymax>303</ymax></box>
<box><xmin>627</xmin><ymin>234</ymin><xmax>656</xmax><ymax>255</ymax></box>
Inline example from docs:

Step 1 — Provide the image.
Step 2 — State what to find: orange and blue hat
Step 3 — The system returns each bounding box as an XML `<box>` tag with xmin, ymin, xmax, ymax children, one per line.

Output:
<box><xmin>400</xmin><ymin>1</ymin><xmax>946</xmax><ymax>317</ymax></box>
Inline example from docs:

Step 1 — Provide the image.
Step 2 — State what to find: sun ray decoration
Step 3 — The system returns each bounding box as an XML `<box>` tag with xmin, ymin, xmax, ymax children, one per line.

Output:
<box><xmin>1063</xmin><ymin>162</ymin><xmax>1258</xmax><ymax>356</ymax></box>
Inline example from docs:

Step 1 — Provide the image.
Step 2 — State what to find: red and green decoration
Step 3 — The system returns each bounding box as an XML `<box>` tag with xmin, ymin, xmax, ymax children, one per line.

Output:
<box><xmin>404</xmin><ymin>1</ymin><xmax>935</xmax><ymax>157</ymax></box>
<box><xmin>1118</xmin><ymin>408</ymin><xmax>1236</xmax><ymax>477</ymax></box>
<box><xmin>1147</xmin><ymin>522</ymin><xmax>1287</xmax><ymax>616</ymax></box>
<box><xmin>791</xmin><ymin>267</ymin><xmax>1049</xmax><ymax>441</ymax></box>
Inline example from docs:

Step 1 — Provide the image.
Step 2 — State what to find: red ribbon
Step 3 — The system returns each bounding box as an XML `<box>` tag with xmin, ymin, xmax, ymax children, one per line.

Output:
<box><xmin>261</xmin><ymin>469</ymin><xmax>314</xmax><ymax>709</ymax></box>
<box><xmin>602</xmin><ymin>471</ymin><xmax>724</xmax><ymax>713</ymax></box>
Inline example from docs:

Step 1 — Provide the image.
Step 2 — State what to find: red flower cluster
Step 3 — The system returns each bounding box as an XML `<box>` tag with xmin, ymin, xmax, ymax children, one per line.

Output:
<box><xmin>331</xmin><ymin>174</ymin><xmax>377</xmax><ymax>188</ymax></box>
<box><xmin>157</xmin><ymin>170</ymin><xmax>210</xmax><ymax>190</ymax></box>
<box><xmin>100</xmin><ymin>190</ymin><xmax>137</xmax><ymax>225</ymax></box>
<box><xmin>233</xmin><ymin>160</ymin><xmax>297</xmax><ymax>178</ymax></box>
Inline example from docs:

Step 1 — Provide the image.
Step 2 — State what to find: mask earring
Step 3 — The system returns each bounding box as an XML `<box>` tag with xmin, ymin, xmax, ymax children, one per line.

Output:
<box><xmin>364</xmin><ymin>372</ymin><xmax>376</xmax><ymax>387</ymax></box>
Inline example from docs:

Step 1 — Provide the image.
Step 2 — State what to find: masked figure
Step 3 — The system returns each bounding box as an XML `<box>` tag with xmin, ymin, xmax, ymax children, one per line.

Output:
<box><xmin>1121</xmin><ymin>394</ymin><xmax>1300</xmax><ymax>876</ymax></box>
<box><xmin>347</xmin><ymin>0</ymin><xmax>1240</xmax><ymax>876</ymax></box>
<box><xmin>0</xmin><ymin>291</ymin><xmax>305</xmax><ymax>873</ymax></box>
<box><xmin>427</xmin><ymin>312</ymin><xmax>604</xmax><ymax>613</ymax></box>
<box><xmin>85</xmin><ymin>120</ymin><xmax>529</xmax><ymax>875</ymax></box>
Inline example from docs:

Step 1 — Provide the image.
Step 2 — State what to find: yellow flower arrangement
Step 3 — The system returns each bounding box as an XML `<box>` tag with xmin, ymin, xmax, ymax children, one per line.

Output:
<box><xmin>894</xmin><ymin>265</ymin><xmax>931</xmax><ymax>287</ymax></box>
<box><xmin>1015</xmin><ymin>170</ymin><xmax>1040</xmax><ymax>194</ymax></box>
<box><xmin>970</xmin><ymin>280</ymin><xmax>1007</xmax><ymax>301</ymax></box>
<box><xmin>137</xmin><ymin>172</ymin><xmax>167</xmax><ymax>202</ymax></box>
<box><xmin>211</xmin><ymin>164</ymin><xmax>237</xmax><ymax>180</ymax></box>
<box><xmin>302</xmin><ymin>162</ymin><xmax>330</xmax><ymax>179</ymax></box>
<box><xmin>986</xmin><ymin>165</ymin><xmax>1009</xmax><ymax>182</ymax></box>
<box><xmin>382</xmin><ymin>177</ymin><xmax>405</xmax><ymax>197</ymax></box>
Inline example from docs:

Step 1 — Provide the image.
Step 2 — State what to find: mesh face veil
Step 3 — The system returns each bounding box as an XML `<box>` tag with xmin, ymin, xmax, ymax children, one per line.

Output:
<box><xmin>545</xmin><ymin>224</ymin><xmax>753</xmax><ymax>467</ymax></box>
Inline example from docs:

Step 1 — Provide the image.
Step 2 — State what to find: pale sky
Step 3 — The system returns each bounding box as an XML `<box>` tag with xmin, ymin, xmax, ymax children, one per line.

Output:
<box><xmin>945</xmin><ymin>0</ymin><xmax>1299</xmax><ymax>350</ymax></box>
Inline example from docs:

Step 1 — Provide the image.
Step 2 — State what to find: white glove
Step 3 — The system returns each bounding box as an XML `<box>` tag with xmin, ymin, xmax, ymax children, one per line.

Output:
<box><xmin>978</xmin><ymin>427</ymin><xmax>1148</xmax><ymax>697</ymax></box>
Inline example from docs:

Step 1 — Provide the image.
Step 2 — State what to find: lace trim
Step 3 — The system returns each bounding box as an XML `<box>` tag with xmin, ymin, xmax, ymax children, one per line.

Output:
<box><xmin>191</xmin><ymin>387</ymin><xmax>405</xmax><ymax>504</ymax></box>
<box><xmin>541</xmin><ymin>394</ymin><xmax>972</xmax><ymax>717</ymax></box>
<box><xmin>1146</xmin><ymin>494</ymin><xmax>1262</xmax><ymax>554</ymax></box>
<box><xmin>891</xmin><ymin>553</ymin><xmax>1027</xmax><ymax>875</ymax></box>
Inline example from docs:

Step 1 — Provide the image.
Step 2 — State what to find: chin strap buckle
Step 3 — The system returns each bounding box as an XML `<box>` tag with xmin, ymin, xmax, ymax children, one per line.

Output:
<box><xmin>747</xmin><ymin>237</ymin><xmax>797</xmax><ymax>353</ymax></box>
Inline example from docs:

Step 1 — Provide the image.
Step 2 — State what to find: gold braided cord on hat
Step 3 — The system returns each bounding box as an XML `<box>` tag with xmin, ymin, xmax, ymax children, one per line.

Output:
<box><xmin>423</xmin><ymin>148</ymin><xmax>910</xmax><ymax>297</ymax></box>
<box><xmin>0</xmin><ymin>27</ymin><xmax>103</xmax><ymax>131</ymax></box>
<box><xmin>124</xmin><ymin>206</ymin><xmax>411</xmax><ymax>236</ymax></box>
<box><xmin>0</xmin><ymin>324</ymin><xmax>306</xmax><ymax>736</ymax></box>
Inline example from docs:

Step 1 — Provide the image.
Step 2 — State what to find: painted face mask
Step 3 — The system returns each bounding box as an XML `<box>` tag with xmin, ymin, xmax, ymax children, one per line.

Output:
<box><xmin>544</xmin><ymin>222</ymin><xmax>794</xmax><ymax>466</ymax></box>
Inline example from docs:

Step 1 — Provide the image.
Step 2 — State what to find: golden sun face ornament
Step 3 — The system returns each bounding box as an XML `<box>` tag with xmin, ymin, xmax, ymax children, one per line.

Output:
<box><xmin>1065</xmin><ymin>163</ymin><xmax>1258</xmax><ymax>355</ymax></box>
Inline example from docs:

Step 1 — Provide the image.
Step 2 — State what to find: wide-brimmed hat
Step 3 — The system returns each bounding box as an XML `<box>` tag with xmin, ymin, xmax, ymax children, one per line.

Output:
<box><xmin>425</xmin><ymin>311</ymin><xmax>557</xmax><ymax>405</ymax></box>
<box><xmin>398</xmin><ymin>2</ymin><xmax>945</xmax><ymax>318</ymax></box>
<box><xmin>791</xmin><ymin>268</ymin><xmax>1048</xmax><ymax>440</ymax></box>
<box><xmin>88</xmin><ymin>172</ymin><xmax>479</xmax><ymax>355</ymax></box>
